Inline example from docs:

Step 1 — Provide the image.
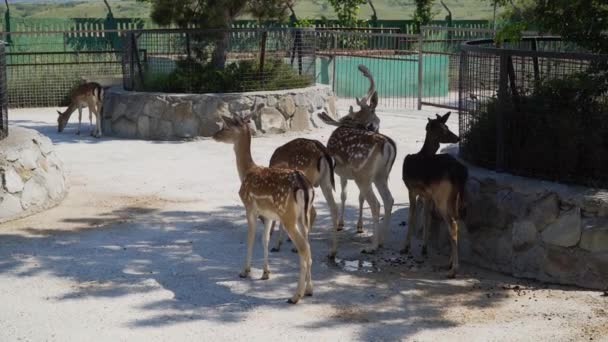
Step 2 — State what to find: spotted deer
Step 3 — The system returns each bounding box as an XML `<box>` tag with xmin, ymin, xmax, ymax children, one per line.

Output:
<box><xmin>57</xmin><ymin>82</ymin><xmax>105</xmax><ymax>138</ymax></box>
<box><xmin>212</xmin><ymin>114</ymin><xmax>315</xmax><ymax>304</ymax></box>
<box><xmin>326</xmin><ymin>124</ymin><xmax>397</xmax><ymax>254</ymax></box>
<box><xmin>401</xmin><ymin>112</ymin><xmax>468</xmax><ymax>278</ymax></box>
<box><xmin>318</xmin><ymin>64</ymin><xmax>380</xmax><ymax>132</ymax></box>
<box><xmin>268</xmin><ymin>138</ymin><xmax>340</xmax><ymax>258</ymax></box>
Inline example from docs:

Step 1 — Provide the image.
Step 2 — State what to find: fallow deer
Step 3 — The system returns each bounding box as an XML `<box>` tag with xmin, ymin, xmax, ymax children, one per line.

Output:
<box><xmin>401</xmin><ymin>112</ymin><xmax>468</xmax><ymax>278</ymax></box>
<box><xmin>318</xmin><ymin>64</ymin><xmax>380</xmax><ymax>132</ymax></box>
<box><xmin>326</xmin><ymin>124</ymin><xmax>397</xmax><ymax>254</ymax></box>
<box><xmin>267</xmin><ymin>138</ymin><xmax>340</xmax><ymax>258</ymax></box>
<box><xmin>57</xmin><ymin>82</ymin><xmax>105</xmax><ymax>138</ymax></box>
<box><xmin>212</xmin><ymin>114</ymin><xmax>315</xmax><ymax>304</ymax></box>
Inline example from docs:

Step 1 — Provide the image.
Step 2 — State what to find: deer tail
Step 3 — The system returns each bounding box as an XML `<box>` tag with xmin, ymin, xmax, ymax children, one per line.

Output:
<box><xmin>317</xmin><ymin>112</ymin><xmax>341</xmax><ymax>127</ymax></box>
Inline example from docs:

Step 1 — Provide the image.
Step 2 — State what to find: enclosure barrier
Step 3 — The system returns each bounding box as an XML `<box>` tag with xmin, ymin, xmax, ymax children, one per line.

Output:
<box><xmin>0</xmin><ymin>41</ymin><xmax>7</xmax><ymax>140</ymax></box>
<box><xmin>123</xmin><ymin>28</ymin><xmax>317</xmax><ymax>94</ymax></box>
<box><xmin>459</xmin><ymin>37</ymin><xmax>608</xmax><ymax>187</ymax></box>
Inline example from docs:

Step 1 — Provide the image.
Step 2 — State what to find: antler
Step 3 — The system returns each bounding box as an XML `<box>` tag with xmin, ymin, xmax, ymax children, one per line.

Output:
<box><xmin>357</xmin><ymin>64</ymin><xmax>375</xmax><ymax>107</ymax></box>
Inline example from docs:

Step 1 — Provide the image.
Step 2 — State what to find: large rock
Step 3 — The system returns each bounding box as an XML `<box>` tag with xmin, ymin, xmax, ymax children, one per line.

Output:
<box><xmin>512</xmin><ymin>220</ymin><xmax>537</xmax><ymax>251</ymax></box>
<box><xmin>0</xmin><ymin>193</ymin><xmax>23</xmax><ymax>218</ymax></box>
<box><xmin>290</xmin><ymin>107</ymin><xmax>310</xmax><ymax>131</ymax></box>
<box><xmin>142</xmin><ymin>96</ymin><xmax>168</xmax><ymax>119</ymax></box>
<box><xmin>21</xmin><ymin>176</ymin><xmax>49</xmax><ymax>210</ymax></box>
<box><xmin>541</xmin><ymin>207</ymin><xmax>581</xmax><ymax>247</ymax></box>
<box><xmin>278</xmin><ymin>96</ymin><xmax>296</xmax><ymax>118</ymax></box>
<box><xmin>157</xmin><ymin>120</ymin><xmax>173</xmax><ymax>140</ymax></box>
<box><xmin>3</xmin><ymin>167</ymin><xmax>24</xmax><ymax>194</ymax></box>
<box><xmin>527</xmin><ymin>193</ymin><xmax>560</xmax><ymax>229</ymax></box>
<box><xmin>258</xmin><ymin>107</ymin><xmax>286</xmax><ymax>134</ymax></box>
<box><xmin>579</xmin><ymin>220</ymin><xmax>608</xmax><ymax>253</ymax></box>
<box><xmin>172</xmin><ymin>101</ymin><xmax>199</xmax><ymax>138</ymax></box>
<box><xmin>137</xmin><ymin>115</ymin><xmax>151</xmax><ymax>139</ymax></box>
<box><xmin>112</xmin><ymin>117</ymin><xmax>137</xmax><ymax>138</ymax></box>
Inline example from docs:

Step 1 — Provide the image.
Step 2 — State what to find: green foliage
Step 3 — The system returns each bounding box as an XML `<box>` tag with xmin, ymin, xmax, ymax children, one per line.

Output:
<box><xmin>413</xmin><ymin>0</ymin><xmax>434</xmax><ymax>33</ymax></box>
<box><xmin>327</xmin><ymin>0</ymin><xmax>368</xmax><ymax>27</ymax></box>
<box><xmin>463</xmin><ymin>73</ymin><xmax>608</xmax><ymax>187</ymax></box>
<box><xmin>142</xmin><ymin>59</ymin><xmax>312</xmax><ymax>93</ymax></box>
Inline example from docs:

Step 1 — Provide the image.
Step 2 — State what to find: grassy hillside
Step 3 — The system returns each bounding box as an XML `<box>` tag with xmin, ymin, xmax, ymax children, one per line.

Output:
<box><xmin>0</xmin><ymin>0</ymin><xmax>499</xmax><ymax>21</ymax></box>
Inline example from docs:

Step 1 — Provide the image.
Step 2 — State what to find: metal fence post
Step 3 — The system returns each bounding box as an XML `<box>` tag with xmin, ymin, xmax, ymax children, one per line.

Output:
<box><xmin>0</xmin><ymin>41</ymin><xmax>7</xmax><ymax>140</ymax></box>
<box><xmin>417</xmin><ymin>30</ymin><xmax>423</xmax><ymax>110</ymax></box>
<box><xmin>458</xmin><ymin>48</ymin><xmax>468</xmax><ymax>158</ymax></box>
<box><xmin>496</xmin><ymin>51</ymin><xmax>508</xmax><ymax>172</ymax></box>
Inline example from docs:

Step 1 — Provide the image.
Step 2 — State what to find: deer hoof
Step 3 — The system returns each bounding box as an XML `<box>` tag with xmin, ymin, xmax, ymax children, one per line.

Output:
<box><xmin>76</xmin><ymin>131</ymin><xmax>81</xmax><ymax>136</ymax></box>
<box><xmin>446</xmin><ymin>270</ymin><xmax>456</xmax><ymax>279</ymax></box>
<box><xmin>399</xmin><ymin>247</ymin><xmax>410</xmax><ymax>255</ymax></box>
<box><xmin>327</xmin><ymin>251</ymin><xmax>337</xmax><ymax>260</ymax></box>
<box><xmin>337</xmin><ymin>226</ymin><xmax>344</xmax><ymax>232</ymax></box>
<box><xmin>291</xmin><ymin>247</ymin><xmax>297</xmax><ymax>253</ymax></box>
<box><xmin>361</xmin><ymin>248</ymin><xmax>377</xmax><ymax>255</ymax></box>
<box><xmin>287</xmin><ymin>296</ymin><xmax>300</xmax><ymax>304</ymax></box>
<box><xmin>239</xmin><ymin>270</ymin><xmax>250</xmax><ymax>278</ymax></box>
<box><xmin>305</xmin><ymin>290</ymin><xmax>313</xmax><ymax>297</ymax></box>
<box><xmin>270</xmin><ymin>247</ymin><xmax>280</xmax><ymax>253</ymax></box>
<box><xmin>261</xmin><ymin>271</ymin><xmax>270</xmax><ymax>280</ymax></box>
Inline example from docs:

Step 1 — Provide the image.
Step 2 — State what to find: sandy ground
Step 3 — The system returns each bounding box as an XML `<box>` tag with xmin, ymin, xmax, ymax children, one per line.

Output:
<box><xmin>1</xmin><ymin>106</ymin><xmax>607</xmax><ymax>342</ymax></box>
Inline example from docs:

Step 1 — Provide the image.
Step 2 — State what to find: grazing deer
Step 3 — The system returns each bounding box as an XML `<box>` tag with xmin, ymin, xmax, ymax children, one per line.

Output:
<box><xmin>318</xmin><ymin>64</ymin><xmax>380</xmax><ymax>132</ymax></box>
<box><xmin>213</xmin><ymin>114</ymin><xmax>315</xmax><ymax>304</ymax></box>
<box><xmin>268</xmin><ymin>138</ymin><xmax>340</xmax><ymax>258</ymax></box>
<box><xmin>401</xmin><ymin>112</ymin><xmax>468</xmax><ymax>278</ymax></box>
<box><xmin>57</xmin><ymin>82</ymin><xmax>105</xmax><ymax>138</ymax></box>
<box><xmin>326</xmin><ymin>123</ymin><xmax>397</xmax><ymax>253</ymax></box>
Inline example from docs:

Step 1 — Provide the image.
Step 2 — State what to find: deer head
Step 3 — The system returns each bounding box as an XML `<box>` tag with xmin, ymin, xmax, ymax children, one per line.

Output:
<box><xmin>318</xmin><ymin>64</ymin><xmax>380</xmax><ymax>132</ymax></box>
<box><xmin>212</xmin><ymin>114</ymin><xmax>254</xmax><ymax>144</ymax></box>
<box><xmin>57</xmin><ymin>111</ymin><xmax>70</xmax><ymax>133</ymax></box>
<box><xmin>426</xmin><ymin>111</ymin><xmax>459</xmax><ymax>144</ymax></box>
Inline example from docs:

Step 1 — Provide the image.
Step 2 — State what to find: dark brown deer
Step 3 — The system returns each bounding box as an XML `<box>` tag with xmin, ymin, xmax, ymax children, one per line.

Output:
<box><xmin>401</xmin><ymin>112</ymin><xmax>468</xmax><ymax>278</ymax></box>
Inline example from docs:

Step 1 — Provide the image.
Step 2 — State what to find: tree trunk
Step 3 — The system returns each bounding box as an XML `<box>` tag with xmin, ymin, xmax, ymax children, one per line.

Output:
<box><xmin>211</xmin><ymin>31</ymin><xmax>230</xmax><ymax>69</ymax></box>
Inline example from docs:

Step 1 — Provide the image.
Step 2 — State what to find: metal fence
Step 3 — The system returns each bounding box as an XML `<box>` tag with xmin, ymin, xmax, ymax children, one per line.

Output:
<box><xmin>0</xmin><ymin>41</ymin><xmax>7</xmax><ymax>140</ymax></box>
<box><xmin>419</xmin><ymin>26</ymin><xmax>495</xmax><ymax>110</ymax></box>
<box><xmin>316</xmin><ymin>30</ymin><xmax>419</xmax><ymax>109</ymax></box>
<box><xmin>4</xmin><ymin>30</ymin><xmax>125</xmax><ymax>108</ymax></box>
<box><xmin>459</xmin><ymin>37</ymin><xmax>608</xmax><ymax>187</ymax></box>
<box><xmin>123</xmin><ymin>28</ymin><xmax>316</xmax><ymax>93</ymax></box>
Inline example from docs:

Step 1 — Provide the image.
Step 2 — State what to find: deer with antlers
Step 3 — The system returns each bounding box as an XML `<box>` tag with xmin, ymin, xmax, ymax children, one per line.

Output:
<box><xmin>318</xmin><ymin>65</ymin><xmax>396</xmax><ymax>253</ymax></box>
<box><xmin>401</xmin><ymin>112</ymin><xmax>468</xmax><ymax>278</ymax></box>
<box><xmin>213</xmin><ymin>114</ymin><xmax>315</xmax><ymax>304</ymax></box>
<box><xmin>267</xmin><ymin>138</ymin><xmax>340</xmax><ymax>258</ymax></box>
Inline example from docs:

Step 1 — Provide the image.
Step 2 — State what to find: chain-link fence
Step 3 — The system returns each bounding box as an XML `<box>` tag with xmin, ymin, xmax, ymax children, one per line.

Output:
<box><xmin>0</xmin><ymin>41</ymin><xmax>7</xmax><ymax>140</ymax></box>
<box><xmin>316</xmin><ymin>30</ymin><xmax>419</xmax><ymax>109</ymax></box>
<box><xmin>419</xmin><ymin>26</ymin><xmax>495</xmax><ymax>110</ymax></box>
<box><xmin>123</xmin><ymin>28</ymin><xmax>316</xmax><ymax>93</ymax></box>
<box><xmin>4</xmin><ymin>30</ymin><xmax>125</xmax><ymax>108</ymax></box>
<box><xmin>459</xmin><ymin>37</ymin><xmax>608</xmax><ymax>187</ymax></box>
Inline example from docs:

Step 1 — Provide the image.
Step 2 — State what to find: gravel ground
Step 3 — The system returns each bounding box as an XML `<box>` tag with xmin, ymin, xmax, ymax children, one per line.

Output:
<box><xmin>1</xmin><ymin>106</ymin><xmax>606</xmax><ymax>342</ymax></box>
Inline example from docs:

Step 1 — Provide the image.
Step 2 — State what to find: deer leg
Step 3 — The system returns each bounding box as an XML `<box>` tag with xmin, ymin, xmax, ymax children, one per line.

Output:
<box><xmin>357</xmin><ymin>179</ymin><xmax>380</xmax><ymax>254</ymax></box>
<box><xmin>401</xmin><ymin>190</ymin><xmax>417</xmax><ymax>254</ymax></box>
<box><xmin>445</xmin><ymin>215</ymin><xmax>459</xmax><ymax>279</ymax></box>
<box><xmin>297</xmin><ymin>219</ymin><xmax>313</xmax><ymax>297</ymax></box>
<box><xmin>89</xmin><ymin>99</ymin><xmax>102</xmax><ymax>138</ymax></box>
<box><xmin>422</xmin><ymin>198</ymin><xmax>433</xmax><ymax>256</ymax></box>
<box><xmin>89</xmin><ymin>106</ymin><xmax>93</xmax><ymax>130</ymax></box>
<box><xmin>356</xmin><ymin>191</ymin><xmax>365</xmax><ymax>233</ymax></box>
<box><xmin>338</xmin><ymin>177</ymin><xmax>347</xmax><ymax>229</ymax></box>
<box><xmin>270</xmin><ymin>221</ymin><xmax>283</xmax><ymax>252</ymax></box>
<box><xmin>375</xmin><ymin>178</ymin><xmax>394</xmax><ymax>248</ymax></box>
<box><xmin>320</xmin><ymin>177</ymin><xmax>339</xmax><ymax>258</ymax></box>
<box><xmin>261</xmin><ymin>218</ymin><xmax>272</xmax><ymax>280</ymax></box>
<box><xmin>76</xmin><ymin>106</ymin><xmax>82</xmax><ymax>135</ymax></box>
<box><xmin>240</xmin><ymin>211</ymin><xmax>257</xmax><ymax>278</ymax></box>
<box><xmin>284</xmin><ymin>218</ymin><xmax>310</xmax><ymax>304</ymax></box>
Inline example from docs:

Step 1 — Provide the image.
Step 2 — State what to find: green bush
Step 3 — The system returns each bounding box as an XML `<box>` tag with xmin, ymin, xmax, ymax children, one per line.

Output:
<box><xmin>141</xmin><ymin>58</ymin><xmax>313</xmax><ymax>93</ymax></box>
<box><xmin>462</xmin><ymin>72</ymin><xmax>608</xmax><ymax>187</ymax></box>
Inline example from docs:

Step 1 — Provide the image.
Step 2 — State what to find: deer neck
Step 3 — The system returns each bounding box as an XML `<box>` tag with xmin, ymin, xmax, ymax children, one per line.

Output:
<box><xmin>419</xmin><ymin>133</ymin><xmax>440</xmax><ymax>156</ymax></box>
<box><xmin>233</xmin><ymin>129</ymin><xmax>256</xmax><ymax>182</ymax></box>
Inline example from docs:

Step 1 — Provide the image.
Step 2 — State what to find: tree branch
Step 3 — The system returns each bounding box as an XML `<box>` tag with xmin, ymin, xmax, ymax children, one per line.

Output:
<box><xmin>102</xmin><ymin>0</ymin><xmax>113</xmax><ymax>16</ymax></box>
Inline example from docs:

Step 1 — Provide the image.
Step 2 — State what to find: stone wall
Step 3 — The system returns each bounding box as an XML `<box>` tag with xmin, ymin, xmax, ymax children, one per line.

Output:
<box><xmin>459</xmin><ymin>167</ymin><xmax>608</xmax><ymax>290</ymax></box>
<box><xmin>0</xmin><ymin>127</ymin><xmax>68</xmax><ymax>223</ymax></box>
<box><xmin>102</xmin><ymin>86</ymin><xmax>338</xmax><ymax>140</ymax></box>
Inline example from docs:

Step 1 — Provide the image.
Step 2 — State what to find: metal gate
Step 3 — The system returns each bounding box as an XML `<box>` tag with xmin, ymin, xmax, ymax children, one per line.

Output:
<box><xmin>418</xmin><ymin>26</ymin><xmax>494</xmax><ymax>110</ymax></box>
<box><xmin>316</xmin><ymin>30</ymin><xmax>420</xmax><ymax>110</ymax></box>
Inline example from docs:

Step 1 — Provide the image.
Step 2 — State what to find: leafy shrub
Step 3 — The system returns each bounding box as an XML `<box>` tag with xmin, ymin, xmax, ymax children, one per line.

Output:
<box><xmin>462</xmin><ymin>72</ymin><xmax>608</xmax><ymax>187</ymax></box>
<box><xmin>141</xmin><ymin>58</ymin><xmax>313</xmax><ymax>93</ymax></box>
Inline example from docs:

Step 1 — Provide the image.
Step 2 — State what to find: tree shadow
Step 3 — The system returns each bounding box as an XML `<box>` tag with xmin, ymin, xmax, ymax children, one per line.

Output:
<box><xmin>0</xmin><ymin>201</ymin><xmax>561</xmax><ymax>339</ymax></box>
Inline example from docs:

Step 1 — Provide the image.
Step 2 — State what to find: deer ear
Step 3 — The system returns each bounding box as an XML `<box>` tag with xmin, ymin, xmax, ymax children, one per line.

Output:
<box><xmin>355</xmin><ymin>97</ymin><xmax>361</xmax><ymax>106</ymax></box>
<box><xmin>428</xmin><ymin>118</ymin><xmax>432</xmax><ymax>122</ymax></box>
<box><xmin>242</xmin><ymin>113</ymin><xmax>253</xmax><ymax>123</ymax></box>
<box><xmin>370</xmin><ymin>91</ymin><xmax>378</xmax><ymax>109</ymax></box>
<box><xmin>349</xmin><ymin>105</ymin><xmax>354</xmax><ymax>114</ymax></box>
<box><xmin>441</xmin><ymin>111</ymin><xmax>451</xmax><ymax>123</ymax></box>
<box><xmin>436</xmin><ymin>113</ymin><xmax>442</xmax><ymax>120</ymax></box>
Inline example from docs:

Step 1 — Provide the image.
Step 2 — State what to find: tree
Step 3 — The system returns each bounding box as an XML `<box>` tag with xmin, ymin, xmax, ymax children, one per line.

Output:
<box><xmin>140</xmin><ymin>0</ymin><xmax>291</xmax><ymax>69</ymax></box>
<box><xmin>413</xmin><ymin>0</ymin><xmax>433</xmax><ymax>33</ymax></box>
<box><xmin>327</xmin><ymin>0</ymin><xmax>367</xmax><ymax>27</ymax></box>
